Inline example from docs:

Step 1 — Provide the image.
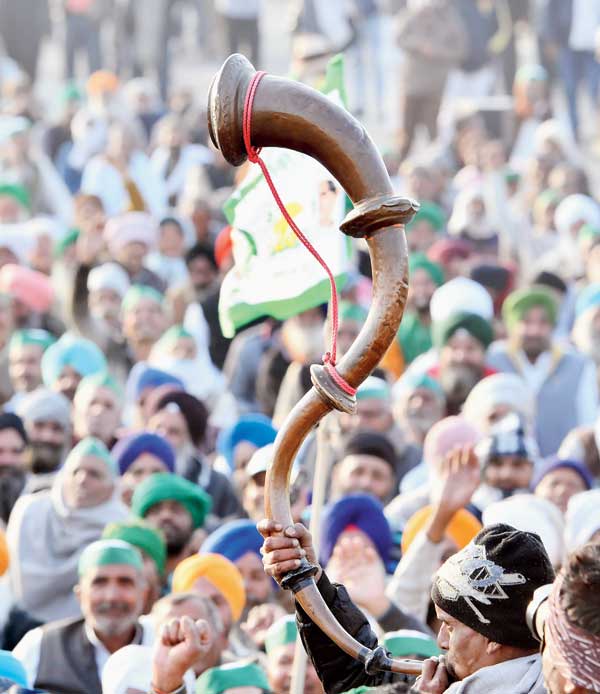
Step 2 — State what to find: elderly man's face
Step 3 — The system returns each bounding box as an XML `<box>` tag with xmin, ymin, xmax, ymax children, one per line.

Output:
<box><xmin>144</xmin><ymin>500</ymin><xmax>194</xmax><ymax>556</ymax></box>
<box><xmin>267</xmin><ymin>643</ymin><xmax>323</xmax><ymax>694</ymax></box>
<box><xmin>333</xmin><ymin>453</ymin><xmax>395</xmax><ymax>502</ymax></box>
<box><xmin>399</xmin><ymin>387</ymin><xmax>445</xmax><ymax>435</ymax></box>
<box><xmin>89</xmin><ymin>287</ymin><xmax>123</xmax><ymax>326</ymax></box>
<box><xmin>77</xmin><ymin>564</ymin><xmax>143</xmax><ymax>638</ymax></box>
<box><xmin>123</xmin><ymin>297</ymin><xmax>166</xmax><ymax>344</ymax></box>
<box><xmin>439</xmin><ymin>333</ymin><xmax>486</xmax><ymax>407</ymax></box>
<box><xmin>236</xmin><ymin>551</ymin><xmax>273</xmax><ymax>609</ymax></box>
<box><xmin>26</xmin><ymin>418</ymin><xmax>68</xmax><ymax>473</ymax></box>
<box><xmin>409</xmin><ymin>268</ymin><xmax>438</xmax><ymax>312</ymax></box>
<box><xmin>63</xmin><ymin>455</ymin><xmax>114</xmax><ymax>508</ymax></box>
<box><xmin>191</xmin><ymin>577</ymin><xmax>233</xmax><ymax>633</ymax></box>
<box><xmin>513</xmin><ymin>307</ymin><xmax>553</xmax><ymax>360</ymax></box>
<box><xmin>435</xmin><ymin>606</ymin><xmax>494</xmax><ymax>681</ymax></box>
<box><xmin>74</xmin><ymin>386</ymin><xmax>121</xmax><ymax>444</ymax></box>
<box><xmin>116</xmin><ymin>241</ymin><xmax>147</xmax><ymax>276</ymax></box>
<box><xmin>9</xmin><ymin>344</ymin><xmax>43</xmax><ymax>392</ymax></box>
<box><xmin>148</xmin><ymin>410</ymin><xmax>189</xmax><ymax>452</ymax></box>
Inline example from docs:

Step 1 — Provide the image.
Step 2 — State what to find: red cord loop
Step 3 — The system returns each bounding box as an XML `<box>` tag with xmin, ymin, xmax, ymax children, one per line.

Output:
<box><xmin>242</xmin><ymin>71</ymin><xmax>356</xmax><ymax>398</ymax></box>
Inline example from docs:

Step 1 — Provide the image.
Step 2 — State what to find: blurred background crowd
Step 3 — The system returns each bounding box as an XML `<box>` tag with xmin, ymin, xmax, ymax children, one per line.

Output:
<box><xmin>0</xmin><ymin>1</ymin><xmax>599</xmax><ymax>693</ymax></box>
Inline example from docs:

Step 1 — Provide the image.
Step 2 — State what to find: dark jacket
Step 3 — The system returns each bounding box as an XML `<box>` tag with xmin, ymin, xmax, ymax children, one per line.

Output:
<box><xmin>183</xmin><ymin>455</ymin><xmax>242</xmax><ymax>519</ymax></box>
<box><xmin>297</xmin><ymin>572</ymin><xmax>429</xmax><ymax>694</ymax></box>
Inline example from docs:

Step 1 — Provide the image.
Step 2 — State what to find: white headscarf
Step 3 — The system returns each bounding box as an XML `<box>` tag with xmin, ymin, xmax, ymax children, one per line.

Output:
<box><xmin>462</xmin><ymin>374</ymin><xmax>535</xmax><ymax>434</ymax></box>
<box><xmin>564</xmin><ymin>489</ymin><xmax>600</xmax><ymax>553</ymax></box>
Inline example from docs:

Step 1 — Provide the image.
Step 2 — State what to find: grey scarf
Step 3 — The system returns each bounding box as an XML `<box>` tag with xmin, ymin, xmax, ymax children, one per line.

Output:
<box><xmin>446</xmin><ymin>654</ymin><xmax>545</xmax><ymax>694</ymax></box>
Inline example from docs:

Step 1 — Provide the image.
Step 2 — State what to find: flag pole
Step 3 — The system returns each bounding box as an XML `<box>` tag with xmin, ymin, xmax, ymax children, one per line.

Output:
<box><xmin>289</xmin><ymin>412</ymin><xmax>333</xmax><ymax>694</ymax></box>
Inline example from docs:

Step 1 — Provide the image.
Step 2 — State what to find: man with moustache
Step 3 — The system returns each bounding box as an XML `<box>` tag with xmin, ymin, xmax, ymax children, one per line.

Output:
<box><xmin>16</xmin><ymin>387</ymin><xmax>72</xmax><ymax>493</ymax></box>
<box><xmin>14</xmin><ymin>539</ymin><xmax>152</xmax><ymax>694</ymax></box>
<box><xmin>392</xmin><ymin>373</ymin><xmax>446</xmax><ymax>451</ymax></box>
<box><xmin>488</xmin><ymin>287</ymin><xmax>598</xmax><ymax>456</ymax></box>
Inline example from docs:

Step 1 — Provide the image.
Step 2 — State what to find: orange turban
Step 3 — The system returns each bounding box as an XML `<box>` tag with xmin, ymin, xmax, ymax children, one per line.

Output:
<box><xmin>0</xmin><ymin>530</ymin><xmax>9</xmax><ymax>577</ymax></box>
<box><xmin>402</xmin><ymin>506</ymin><xmax>482</xmax><ymax>555</ymax></box>
<box><xmin>86</xmin><ymin>70</ymin><xmax>119</xmax><ymax>96</ymax></box>
<box><xmin>172</xmin><ymin>553</ymin><xmax>246</xmax><ymax>622</ymax></box>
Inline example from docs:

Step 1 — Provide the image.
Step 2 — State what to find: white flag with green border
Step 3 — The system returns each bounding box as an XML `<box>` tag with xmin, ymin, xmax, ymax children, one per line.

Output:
<box><xmin>218</xmin><ymin>56</ymin><xmax>353</xmax><ymax>338</ymax></box>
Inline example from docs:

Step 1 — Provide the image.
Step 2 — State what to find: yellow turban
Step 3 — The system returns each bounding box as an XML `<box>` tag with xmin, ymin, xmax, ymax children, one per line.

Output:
<box><xmin>0</xmin><ymin>530</ymin><xmax>9</xmax><ymax>577</ymax></box>
<box><xmin>172</xmin><ymin>553</ymin><xmax>246</xmax><ymax>622</ymax></box>
<box><xmin>402</xmin><ymin>506</ymin><xmax>482</xmax><ymax>555</ymax></box>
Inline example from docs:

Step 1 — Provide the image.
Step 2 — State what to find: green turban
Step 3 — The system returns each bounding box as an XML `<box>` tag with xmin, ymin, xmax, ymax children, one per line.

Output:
<box><xmin>103</xmin><ymin>519</ymin><xmax>166</xmax><ymax>577</ymax></box>
<box><xmin>406</xmin><ymin>201</ymin><xmax>445</xmax><ymax>232</ymax></box>
<box><xmin>265</xmin><ymin>615</ymin><xmax>297</xmax><ymax>655</ymax></box>
<box><xmin>195</xmin><ymin>661</ymin><xmax>270</xmax><ymax>694</ymax></box>
<box><xmin>0</xmin><ymin>183</ymin><xmax>30</xmax><ymax>211</ymax></box>
<box><xmin>409</xmin><ymin>253</ymin><xmax>444</xmax><ymax>287</ymax></box>
<box><xmin>502</xmin><ymin>287</ymin><xmax>557</xmax><ymax>331</ymax></box>
<box><xmin>78</xmin><ymin>539</ymin><xmax>143</xmax><ymax>577</ymax></box>
<box><xmin>64</xmin><ymin>436</ymin><xmax>118</xmax><ymax>476</ymax></box>
<box><xmin>131</xmin><ymin>473</ymin><xmax>212</xmax><ymax>529</ymax></box>
<box><xmin>432</xmin><ymin>312</ymin><xmax>493</xmax><ymax>349</ymax></box>
<box><xmin>383</xmin><ymin>629</ymin><xmax>441</xmax><ymax>659</ymax></box>
<box><xmin>9</xmin><ymin>329</ymin><xmax>55</xmax><ymax>353</ymax></box>
<box><xmin>339</xmin><ymin>301</ymin><xmax>368</xmax><ymax>324</ymax></box>
<box><xmin>121</xmin><ymin>285</ymin><xmax>164</xmax><ymax>314</ymax></box>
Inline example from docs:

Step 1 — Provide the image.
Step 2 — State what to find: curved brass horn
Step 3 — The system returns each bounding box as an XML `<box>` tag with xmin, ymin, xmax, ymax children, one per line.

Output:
<box><xmin>208</xmin><ymin>54</ymin><xmax>421</xmax><ymax>677</ymax></box>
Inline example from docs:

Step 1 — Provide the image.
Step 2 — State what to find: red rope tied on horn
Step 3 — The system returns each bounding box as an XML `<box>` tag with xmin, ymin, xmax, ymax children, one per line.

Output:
<box><xmin>242</xmin><ymin>70</ymin><xmax>356</xmax><ymax>398</ymax></box>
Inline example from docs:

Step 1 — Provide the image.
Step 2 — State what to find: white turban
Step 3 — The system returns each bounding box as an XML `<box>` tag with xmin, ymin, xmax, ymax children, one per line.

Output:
<box><xmin>16</xmin><ymin>387</ymin><xmax>71</xmax><ymax>429</ymax></box>
<box><xmin>430</xmin><ymin>277</ymin><xmax>494</xmax><ymax>324</ymax></box>
<box><xmin>554</xmin><ymin>194</ymin><xmax>600</xmax><ymax>238</ymax></box>
<box><xmin>564</xmin><ymin>489</ymin><xmax>600</xmax><ymax>554</ymax></box>
<box><xmin>483</xmin><ymin>494</ymin><xmax>565</xmax><ymax>567</ymax></box>
<box><xmin>104</xmin><ymin>212</ymin><xmax>158</xmax><ymax>256</ymax></box>
<box><xmin>87</xmin><ymin>262</ymin><xmax>130</xmax><ymax>297</ymax></box>
<box><xmin>462</xmin><ymin>373</ymin><xmax>535</xmax><ymax>433</ymax></box>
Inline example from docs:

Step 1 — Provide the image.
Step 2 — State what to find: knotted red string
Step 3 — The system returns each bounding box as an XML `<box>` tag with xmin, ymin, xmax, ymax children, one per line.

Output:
<box><xmin>242</xmin><ymin>71</ymin><xmax>356</xmax><ymax>397</ymax></box>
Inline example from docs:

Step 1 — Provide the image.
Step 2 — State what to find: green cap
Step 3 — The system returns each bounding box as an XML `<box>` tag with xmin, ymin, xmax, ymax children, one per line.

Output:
<box><xmin>121</xmin><ymin>285</ymin><xmax>164</xmax><ymax>313</ymax></box>
<box><xmin>356</xmin><ymin>375</ymin><xmax>391</xmax><ymax>401</ymax></box>
<box><xmin>383</xmin><ymin>629</ymin><xmax>441</xmax><ymax>659</ymax></box>
<box><xmin>75</xmin><ymin>371</ymin><xmax>123</xmax><ymax>402</ymax></box>
<box><xmin>579</xmin><ymin>224</ymin><xmax>600</xmax><ymax>245</ymax></box>
<box><xmin>131</xmin><ymin>472</ymin><xmax>212</xmax><ymax>529</ymax></box>
<box><xmin>341</xmin><ymin>688</ymin><xmax>377</xmax><ymax>694</ymax></box>
<box><xmin>103</xmin><ymin>519</ymin><xmax>166</xmax><ymax>577</ymax></box>
<box><xmin>195</xmin><ymin>661</ymin><xmax>270</xmax><ymax>694</ymax></box>
<box><xmin>0</xmin><ymin>183</ymin><xmax>30</xmax><ymax>211</ymax></box>
<box><xmin>502</xmin><ymin>286</ymin><xmax>558</xmax><ymax>331</ymax></box>
<box><xmin>407</xmin><ymin>201</ymin><xmax>445</xmax><ymax>232</ymax></box>
<box><xmin>54</xmin><ymin>228</ymin><xmax>80</xmax><ymax>258</ymax></box>
<box><xmin>409</xmin><ymin>253</ymin><xmax>444</xmax><ymax>287</ymax></box>
<box><xmin>154</xmin><ymin>325</ymin><xmax>194</xmax><ymax>353</ymax></box>
<box><xmin>78</xmin><ymin>539</ymin><xmax>143</xmax><ymax>576</ymax></box>
<box><xmin>265</xmin><ymin>614</ymin><xmax>297</xmax><ymax>655</ymax></box>
<box><xmin>64</xmin><ymin>436</ymin><xmax>118</xmax><ymax>477</ymax></box>
<box><xmin>432</xmin><ymin>312</ymin><xmax>493</xmax><ymax>349</ymax></box>
<box><xmin>9</xmin><ymin>329</ymin><xmax>55</xmax><ymax>353</ymax></box>
<box><xmin>62</xmin><ymin>81</ymin><xmax>83</xmax><ymax>103</ymax></box>
<box><xmin>340</xmin><ymin>301</ymin><xmax>368</xmax><ymax>324</ymax></box>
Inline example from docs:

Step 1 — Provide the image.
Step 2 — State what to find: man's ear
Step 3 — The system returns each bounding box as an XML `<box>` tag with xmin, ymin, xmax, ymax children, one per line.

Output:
<box><xmin>74</xmin><ymin>583</ymin><xmax>82</xmax><ymax>604</ymax></box>
<box><xmin>485</xmin><ymin>640</ymin><xmax>502</xmax><ymax>656</ymax></box>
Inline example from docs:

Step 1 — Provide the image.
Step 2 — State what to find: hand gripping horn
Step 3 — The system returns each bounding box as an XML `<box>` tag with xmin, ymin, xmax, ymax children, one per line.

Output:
<box><xmin>208</xmin><ymin>54</ymin><xmax>422</xmax><ymax>676</ymax></box>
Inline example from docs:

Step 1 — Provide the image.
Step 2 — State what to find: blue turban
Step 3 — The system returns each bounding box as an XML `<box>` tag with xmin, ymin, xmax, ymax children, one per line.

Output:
<box><xmin>41</xmin><ymin>334</ymin><xmax>107</xmax><ymax>387</ymax></box>
<box><xmin>531</xmin><ymin>457</ymin><xmax>594</xmax><ymax>491</ymax></box>
<box><xmin>0</xmin><ymin>651</ymin><xmax>27</xmax><ymax>687</ymax></box>
<box><xmin>111</xmin><ymin>432</ymin><xmax>175</xmax><ymax>475</ymax></box>
<box><xmin>217</xmin><ymin>414</ymin><xmax>277</xmax><ymax>470</ymax></box>
<box><xmin>320</xmin><ymin>493</ymin><xmax>393</xmax><ymax>570</ymax></box>
<box><xmin>126</xmin><ymin>362</ymin><xmax>185</xmax><ymax>402</ymax></box>
<box><xmin>201</xmin><ymin>519</ymin><xmax>263</xmax><ymax>562</ymax></box>
<box><xmin>575</xmin><ymin>283</ymin><xmax>600</xmax><ymax>318</ymax></box>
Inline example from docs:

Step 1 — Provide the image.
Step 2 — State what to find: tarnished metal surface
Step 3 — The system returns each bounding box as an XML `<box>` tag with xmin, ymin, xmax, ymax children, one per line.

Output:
<box><xmin>208</xmin><ymin>53</ymin><xmax>422</xmax><ymax>676</ymax></box>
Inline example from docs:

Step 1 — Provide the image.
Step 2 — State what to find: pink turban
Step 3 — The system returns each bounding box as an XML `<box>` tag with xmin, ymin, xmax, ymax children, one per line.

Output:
<box><xmin>104</xmin><ymin>212</ymin><xmax>158</xmax><ymax>256</ymax></box>
<box><xmin>423</xmin><ymin>416</ymin><xmax>481</xmax><ymax>469</ymax></box>
<box><xmin>0</xmin><ymin>264</ymin><xmax>54</xmax><ymax>312</ymax></box>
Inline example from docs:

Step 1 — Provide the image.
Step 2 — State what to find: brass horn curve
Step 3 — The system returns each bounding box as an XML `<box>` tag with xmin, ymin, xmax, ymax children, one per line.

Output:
<box><xmin>208</xmin><ymin>54</ymin><xmax>421</xmax><ymax>677</ymax></box>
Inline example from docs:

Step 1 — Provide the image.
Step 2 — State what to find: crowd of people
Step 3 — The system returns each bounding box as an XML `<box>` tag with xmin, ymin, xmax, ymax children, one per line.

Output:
<box><xmin>0</xmin><ymin>1</ymin><xmax>599</xmax><ymax>694</ymax></box>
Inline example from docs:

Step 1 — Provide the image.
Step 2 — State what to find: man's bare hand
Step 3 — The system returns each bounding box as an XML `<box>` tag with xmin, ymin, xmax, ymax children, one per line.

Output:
<box><xmin>257</xmin><ymin>519</ymin><xmax>322</xmax><ymax>584</ymax></box>
<box><xmin>241</xmin><ymin>602</ymin><xmax>287</xmax><ymax>648</ymax></box>
<box><xmin>414</xmin><ymin>656</ymin><xmax>449</xmax><ymax>694</ymax></box>
<box><xmin>152</xmin><ymin>616</ymin><xmax>212</xmax><ymax>693</ymax></box>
